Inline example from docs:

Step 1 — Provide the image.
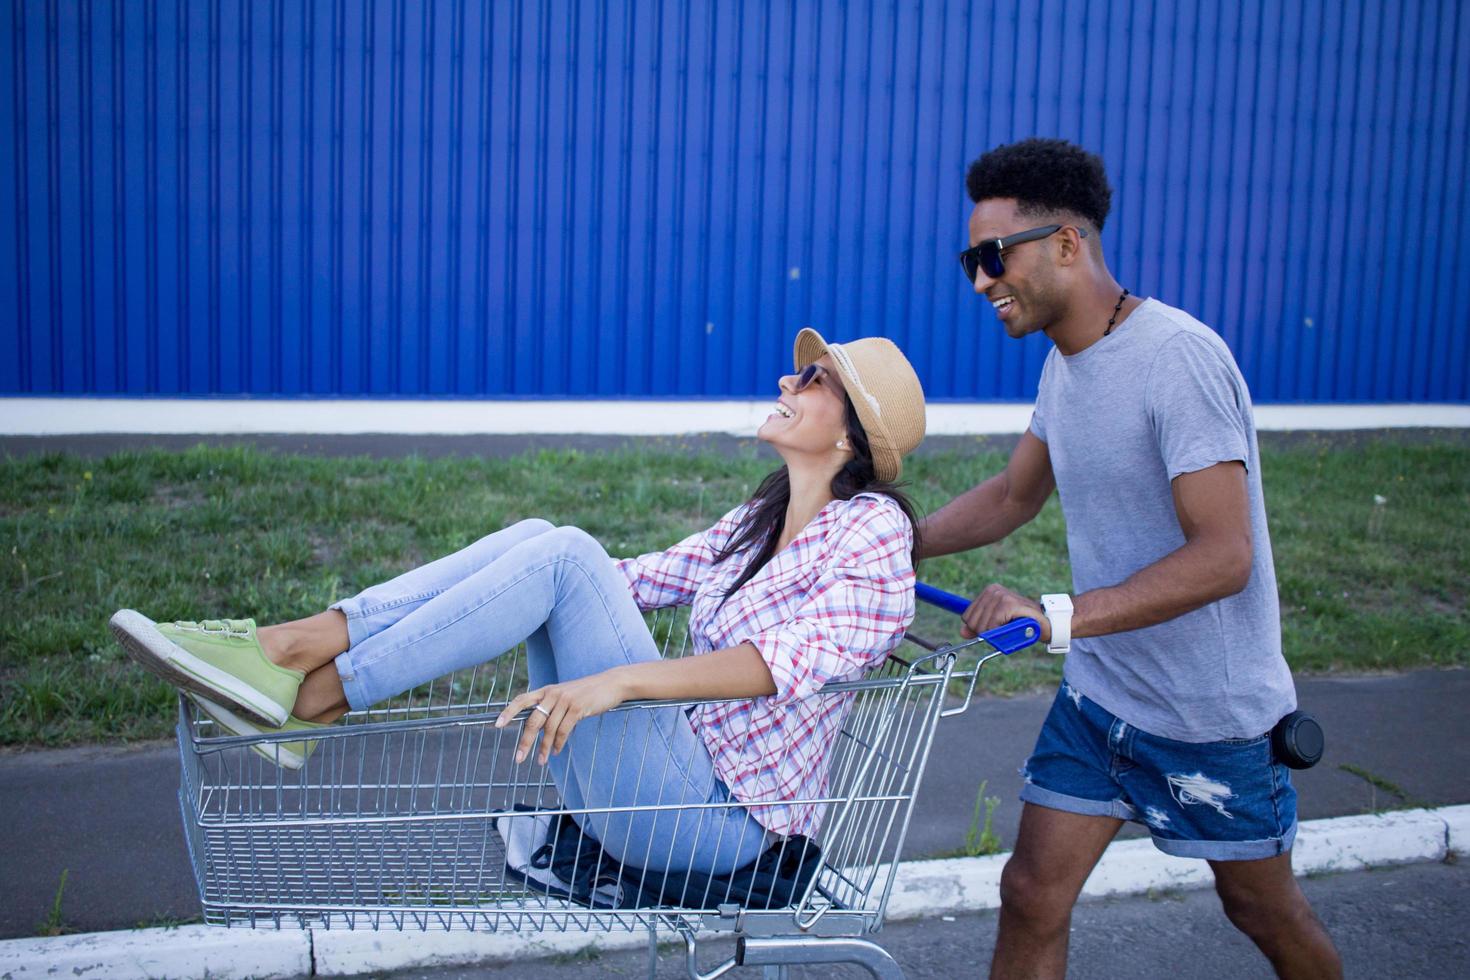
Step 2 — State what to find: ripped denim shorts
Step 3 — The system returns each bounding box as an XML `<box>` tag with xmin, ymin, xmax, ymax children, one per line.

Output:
<box><xmin>1019</xmin><ymin>681</ymin><xmax>1298</xmax><ymax>861</ymax></box>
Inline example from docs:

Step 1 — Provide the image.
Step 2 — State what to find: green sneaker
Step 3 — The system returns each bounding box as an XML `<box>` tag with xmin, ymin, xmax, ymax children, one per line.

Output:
<box><xmin>189</xmin><ymin>694</ymin><xmax>327</xmax><ymax>771</ymax></box>
<box><xmin>109</xmin><ymin>609</ymin><xmax>303</xmax><ymax>727</ymax></box>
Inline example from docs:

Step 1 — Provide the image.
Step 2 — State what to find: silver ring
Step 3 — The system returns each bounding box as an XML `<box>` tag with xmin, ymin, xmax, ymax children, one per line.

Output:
<box><xmin>533</xmin><ymin>704</ymin><xmax>553</xmax><ymax>717</ymax></box>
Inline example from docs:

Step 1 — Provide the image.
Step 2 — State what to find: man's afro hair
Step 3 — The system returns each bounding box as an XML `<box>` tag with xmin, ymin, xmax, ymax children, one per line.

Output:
<box><xmin>965</xmin><ymin>138</ymin><xmax>1113</xmax><ymax>231</ymax></box>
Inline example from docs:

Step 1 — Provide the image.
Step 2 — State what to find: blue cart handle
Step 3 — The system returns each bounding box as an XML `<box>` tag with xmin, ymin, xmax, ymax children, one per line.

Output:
<box><xmin>915</xmin><ymin>582</ymin><xmax>1041</xmax><ymax>656</ymax></box>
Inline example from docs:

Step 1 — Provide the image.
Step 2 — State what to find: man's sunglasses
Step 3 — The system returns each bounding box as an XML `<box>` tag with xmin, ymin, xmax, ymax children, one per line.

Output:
<box><xmin>958</xmin><ymin>224</ymin><xmax>1088</xmax><ymax>283</ymax></box>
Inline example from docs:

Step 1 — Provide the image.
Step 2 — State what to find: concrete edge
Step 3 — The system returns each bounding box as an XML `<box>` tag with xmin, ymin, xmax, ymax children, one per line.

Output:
<box><xmin>1443</xmin><ymin>803</ymin><xmax>1470</xmax><ymax>855</ymax></box>
<box><xmin>887</xmin><ymin>805</ymin><xmax>1463</xmax><ymax>919</ymax></box>
<box><xmin>0</xmin><ymin>924</ymin><xmax>311</xmax><ymax>980</ymax></box>
<box><xmin>4</xmin><ymin>805</ymin><xmax>1465</xmax><ymax>979</ymax></box>
<box><xmin>4</xmin><ymin>398</ymin><xmax>1469</xmax><ymax>437</ymax></box>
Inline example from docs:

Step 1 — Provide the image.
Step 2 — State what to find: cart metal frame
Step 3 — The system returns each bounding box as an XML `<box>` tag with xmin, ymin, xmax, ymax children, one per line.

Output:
<box><xmin>176</xmin><ymin>600</ymin><xmax>1037</xmax><ymax>978</ymax></box>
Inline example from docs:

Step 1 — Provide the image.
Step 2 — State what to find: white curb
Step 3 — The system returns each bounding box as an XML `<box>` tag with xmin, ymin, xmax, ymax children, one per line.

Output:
<box><xmin>1291</xmin><ymin>807</ymin><xmax>1449</xmax><ymax>873</ymax></box>
<box><xmin>885</xmin><ymin>838</ymin><xmax>1212</xmax><ymax>919</ymax></box>
<box><xmin>4</xmin><ymin>805</ymin><xmax>1465</xmax><ymax>980</ymax></box>
<box><xmin>0</xmin><ymin>923</ymin><xmax>310</xmax><ymax>979</ymax></box>
<box><xmin>1443</xmin><ymin>803</ymin><xmax>1470</xmax><ymax>855</ymax></box>
<box><xmin>310</xmin><ymin>926</ymin><xmax>677</xmax><ymax>977</ymax></box>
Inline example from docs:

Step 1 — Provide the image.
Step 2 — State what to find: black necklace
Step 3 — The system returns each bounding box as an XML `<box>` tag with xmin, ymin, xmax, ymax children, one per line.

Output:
<box><xmin>1103</xmin><ymin>288</ymin><xmax>1131</xmax><ymax>336</ymax></box>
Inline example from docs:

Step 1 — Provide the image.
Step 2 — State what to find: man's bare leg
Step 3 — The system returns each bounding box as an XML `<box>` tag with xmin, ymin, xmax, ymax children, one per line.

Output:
<box><xmin>1210</xmin><ymin>853</ymin><xmax>1342</xmax><ymax>979</ymax></box>
<box><xmin>990</xmin><ymin>803</ymin><xmax>1124</xmax><ymax>980</ymax></box>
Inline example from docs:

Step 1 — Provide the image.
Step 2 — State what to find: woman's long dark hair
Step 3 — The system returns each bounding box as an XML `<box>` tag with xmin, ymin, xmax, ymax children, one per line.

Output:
<box><xmin>713</xmin><ymin>396</ymin><xmax>921</xmax><ymax>599</ymax></box>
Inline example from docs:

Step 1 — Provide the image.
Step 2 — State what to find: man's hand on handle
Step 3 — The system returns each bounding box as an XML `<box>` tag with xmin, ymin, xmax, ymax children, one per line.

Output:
<box><xmin>961</xmin><ymin>583</ymin><xmax>1051</xmax><ymax>643</ymax></box>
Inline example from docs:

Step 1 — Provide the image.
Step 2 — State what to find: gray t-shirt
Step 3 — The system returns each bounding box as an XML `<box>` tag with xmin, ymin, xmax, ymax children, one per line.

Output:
<box><xmin>1029</xmin><ymin>298</ymin><xmax>1296</xmax><ymax>742</ymax></box>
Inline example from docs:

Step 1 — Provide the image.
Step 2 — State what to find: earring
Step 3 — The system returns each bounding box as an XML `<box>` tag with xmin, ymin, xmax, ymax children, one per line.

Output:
<box><xmin>836</xmin><ymin>440</ymin><xmax>847</xmax><ymax>450</ymax></box>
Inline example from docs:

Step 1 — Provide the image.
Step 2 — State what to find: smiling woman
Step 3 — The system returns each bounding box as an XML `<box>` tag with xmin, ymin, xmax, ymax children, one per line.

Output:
<box><xmin>108</xmin><ymin>328</ymin><xmax>927</xmax><ymax>879</ymax></box>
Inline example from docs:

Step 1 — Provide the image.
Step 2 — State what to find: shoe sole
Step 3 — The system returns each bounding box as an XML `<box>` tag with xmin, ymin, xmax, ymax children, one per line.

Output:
<box><xmin>110</xmin><ymin>609</ymin><xmax>289</xmax><ymax>727</ymax></box>
<box><xmin>189</xmin><ymin>695</ymin><xmax>308</xmax><ymax>771</ymax></box>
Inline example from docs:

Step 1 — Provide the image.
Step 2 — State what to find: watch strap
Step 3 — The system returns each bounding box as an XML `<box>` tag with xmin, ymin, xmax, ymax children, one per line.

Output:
<box><xmin>1041</xmin><ymin>593</ymin><xmax>1072</xmax><ymax>654</ymax></box>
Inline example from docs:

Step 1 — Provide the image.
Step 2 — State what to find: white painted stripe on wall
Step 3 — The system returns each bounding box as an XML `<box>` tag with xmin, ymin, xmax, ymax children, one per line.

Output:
<box><xmin>3</xmin><ymin>398</ymin><xmax>1468</xmax><ymax>436</ymax></box>
<box><xmin>1252</xmin><ymin>403</ymin><xmax>1470</xmax><ymax>430</ymax></box>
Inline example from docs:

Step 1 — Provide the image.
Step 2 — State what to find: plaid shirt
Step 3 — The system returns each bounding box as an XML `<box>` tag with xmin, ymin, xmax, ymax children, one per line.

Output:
<box><xmin>615</xmin><ymin>493</ymin><xmax>915</xmax><ymax>837</ymax></box>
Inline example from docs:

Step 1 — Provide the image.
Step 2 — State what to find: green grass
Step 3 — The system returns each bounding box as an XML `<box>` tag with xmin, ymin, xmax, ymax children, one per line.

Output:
<box><xmin>36</xmin><ymin>868</ymin><xmax>69</xmax><ymax>937</ymax></box>
<box><xmin>964</xmin><ymin>779</ymin><xmax>1005</xmax><ymax>857</ymax></box>
<box><xmin>1337</xmin><ymin>763</ymin><xmax>1430</xmax><ymax>811</ymax></box>
<box><xmin>1</xmin><ymin>440</ymin><xmax>1466</xmax><ymax>747</ymax></box>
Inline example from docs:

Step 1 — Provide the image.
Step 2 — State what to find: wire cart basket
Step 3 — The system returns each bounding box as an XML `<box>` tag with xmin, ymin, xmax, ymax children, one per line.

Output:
<box><xmin>175</xmin><ymin>586</ymin><xmax>1038</xmax><ymax>978</ymax></box>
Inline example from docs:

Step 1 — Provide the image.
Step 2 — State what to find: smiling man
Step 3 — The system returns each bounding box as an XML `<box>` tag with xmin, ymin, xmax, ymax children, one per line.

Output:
<box><xmin>919</xmin><ymin>139</ymin><xmax>1341</xmax><ymax>979</ymax></box>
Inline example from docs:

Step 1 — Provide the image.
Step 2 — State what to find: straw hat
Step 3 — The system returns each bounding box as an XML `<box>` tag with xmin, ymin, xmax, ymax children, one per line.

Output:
<box><xmin>794</xmin><ymin>328</ymin><xmax>926</xmax><ymax>481</ymax></box>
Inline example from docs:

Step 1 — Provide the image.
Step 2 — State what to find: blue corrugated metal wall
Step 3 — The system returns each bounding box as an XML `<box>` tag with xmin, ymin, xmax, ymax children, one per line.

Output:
<box><xmin>3</xmin><ymin>0</ymin><xmax>1468</xmax><ymax>402</ymax></box>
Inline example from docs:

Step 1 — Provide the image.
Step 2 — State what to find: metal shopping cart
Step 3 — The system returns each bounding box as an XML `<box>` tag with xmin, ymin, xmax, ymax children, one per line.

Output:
<box><xmin>175</xmin><ymin>584</ymin><xmax>1037</xmax><ymax>979</ymax></box>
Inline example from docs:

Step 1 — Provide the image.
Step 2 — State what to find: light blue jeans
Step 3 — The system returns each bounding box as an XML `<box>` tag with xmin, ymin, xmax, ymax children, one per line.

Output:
<box><xmin>330</xmin><ymin>519</ymin><xmax>769</xmax><ymax>874</ymax></box>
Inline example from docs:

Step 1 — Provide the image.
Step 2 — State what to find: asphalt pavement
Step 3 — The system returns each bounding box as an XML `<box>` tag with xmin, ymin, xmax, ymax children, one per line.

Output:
<box><xmin>372</xmin><ymin>857</ymin><xmax>1470</xmax><ymax>979</ymax></box>
<box><xmin>3</xmin><ymin>668</ymin><xmax>1467</xmax><ymax>941</ymax></box>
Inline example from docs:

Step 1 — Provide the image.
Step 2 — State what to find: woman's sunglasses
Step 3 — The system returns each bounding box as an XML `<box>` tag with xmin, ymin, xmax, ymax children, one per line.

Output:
<box><xmin>958</xmin><ymin>224</ymin><xmax>1088</xmax><ymax>283</ymax></box>
<box><xmin>793</xmin><ymin>363</ymin><xmax>829</xmax><ymax>392</ymax></box>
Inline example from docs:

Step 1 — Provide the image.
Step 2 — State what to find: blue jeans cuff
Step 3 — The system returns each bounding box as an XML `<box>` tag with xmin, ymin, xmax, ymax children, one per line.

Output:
<box><xmin>1150</xmin><ymin>819</ymin><xmax>1298</xmax><ymax>861</ymax></box>
<box><xmin>332</xmin><ymin>647</ymin><xmax>371</xmax><ymax>712</ymax></box>
<box><xmin>329</xmin><ymin>596</ymin><xmax>371</xmax><ymax>649</ymax></box>
<box><xmin>1020</xmin><ymin>782</ymin><xmax>1140</xmax><ymax>822</ymax></box>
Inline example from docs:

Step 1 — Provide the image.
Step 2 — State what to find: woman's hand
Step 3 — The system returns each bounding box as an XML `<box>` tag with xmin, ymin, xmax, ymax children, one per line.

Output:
<box><xmin>495</xmin><ymin>670</ymin><xmax>630</xmax><ymax>765</ymax></box>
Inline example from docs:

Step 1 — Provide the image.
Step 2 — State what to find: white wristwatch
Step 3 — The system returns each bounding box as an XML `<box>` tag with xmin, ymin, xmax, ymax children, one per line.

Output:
<box><xmin>1040</xmin><ymin>593</ymin><xmax>1073</xmax><ymax>654</ymax></box>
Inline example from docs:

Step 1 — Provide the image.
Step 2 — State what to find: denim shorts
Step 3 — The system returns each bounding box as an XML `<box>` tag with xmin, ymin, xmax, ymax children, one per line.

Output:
<box><xmin>1019</xmin><ymin>681</ymin><xmax>1298</xmax><ymax>861</ymax></box>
